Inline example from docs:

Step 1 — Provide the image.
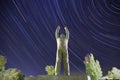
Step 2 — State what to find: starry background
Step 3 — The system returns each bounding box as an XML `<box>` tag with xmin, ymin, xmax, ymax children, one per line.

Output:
<box><xmin>0</xmin><ymin>0</ymin><xmax>120</xmax><ymax>76</ymax></box>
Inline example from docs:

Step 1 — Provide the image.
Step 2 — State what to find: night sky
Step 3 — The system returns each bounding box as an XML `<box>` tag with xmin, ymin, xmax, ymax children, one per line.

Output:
<box><xmin>0</xmin><ymin>0</ymin><xmax>120</xmax><ymax>76</ymax></box>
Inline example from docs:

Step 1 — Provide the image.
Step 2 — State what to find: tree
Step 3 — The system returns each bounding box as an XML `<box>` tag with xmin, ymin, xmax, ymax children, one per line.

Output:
<box><xmin>3</xmin><ymin>68</ymin><xmax>24</xmax><ymax>80</ymax></box>
<box><xmin>84</xmin><ymin>53</ymin><xmax>103</xmax><ymax>80</ymax></box>
<box><xmin>0</xmin><ymin>55</ymin><xmax>7</xmax><ymax>71</ymax></box>
<box><xmin>45</xmin><ymin>65</ymin><xmax>55</xmax><ymax>75</ymax></box>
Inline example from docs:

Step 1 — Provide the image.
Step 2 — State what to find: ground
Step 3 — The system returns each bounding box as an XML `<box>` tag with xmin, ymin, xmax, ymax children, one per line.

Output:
<box><xmin>25</xmin><ymin>74</ymin><xmax>87</xmax><ymax>80</ymax></box>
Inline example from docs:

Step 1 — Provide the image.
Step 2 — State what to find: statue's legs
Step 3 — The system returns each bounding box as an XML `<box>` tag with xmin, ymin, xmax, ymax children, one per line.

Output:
<box><xmin>55</xmin><ymin>49</ymin><xmax>62</xmax><ymax>75</ymax></box>
<box><xmin>63</xmin><ymin>50</ymin><xmax>70</xmax><ymax>75</ymax></box>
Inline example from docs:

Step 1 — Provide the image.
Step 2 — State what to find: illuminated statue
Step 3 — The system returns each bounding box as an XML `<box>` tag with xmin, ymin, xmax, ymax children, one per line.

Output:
<box><xmin>55</xmin><ymin>26</ymin><xmax>70</xmax><ymax>75</ymax></box>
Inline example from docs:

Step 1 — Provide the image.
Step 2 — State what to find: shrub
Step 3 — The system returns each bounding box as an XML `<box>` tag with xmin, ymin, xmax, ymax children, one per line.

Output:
<box><xmin>45</xmin><ymin>65</ymin><xmax>55</xmax><ymax>75</ymax></box>
<box><xmin>3</xmin><ymin>68</ymin><xmax>24</xmax><ymax>80</ymax></box>
<box><xmin>108</xmin><ymin>67</ymin><xmax>120</xmax><ymax>79</ymax></box>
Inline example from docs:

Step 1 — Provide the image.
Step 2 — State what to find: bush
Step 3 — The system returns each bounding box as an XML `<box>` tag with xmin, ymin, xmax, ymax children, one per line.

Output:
<box><xmin>3</xmin><ymin>68</ymin><xmax>24</xmax><ymax>80</ymax></box>
<box><xmin>45</xmin><ymin>65</ymin><xmax>55</xmax><ymax>75</ymax></box>
<box><xmin>108</xmin><ymin>67</ymin><xmax>120</xmax><ymax>79</ymax></box>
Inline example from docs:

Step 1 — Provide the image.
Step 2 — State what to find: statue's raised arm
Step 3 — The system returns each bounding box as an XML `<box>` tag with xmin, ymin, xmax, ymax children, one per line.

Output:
<box><xmin>64</xmin><ymin>27</ymin><xmax>69</xmax><ymax>39</ymax></box>
<box><xmin>55</xmin><ymin>26</ymin><xmax>60</xmax><ymax>39</ymax></box>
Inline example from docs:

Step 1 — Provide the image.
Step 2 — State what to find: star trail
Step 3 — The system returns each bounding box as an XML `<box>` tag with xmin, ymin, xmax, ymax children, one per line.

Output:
<box><xmin>0</xmin><ymin>0</ymin><xmax>120</xmax><ymax>76</ymax></box>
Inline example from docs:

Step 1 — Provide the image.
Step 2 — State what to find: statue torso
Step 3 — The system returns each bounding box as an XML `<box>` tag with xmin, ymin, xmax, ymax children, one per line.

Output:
<box><xmin>57</xmin><ymin>38</ymin><xmax>68</xmax><ymax>50</ymax></box>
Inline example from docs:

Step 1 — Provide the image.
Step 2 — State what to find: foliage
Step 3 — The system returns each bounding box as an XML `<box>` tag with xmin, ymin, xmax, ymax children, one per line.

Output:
<box><xmin>3</xmin><ymin>68</ymin><xmax>24</xmax><ymax>80</ymax></box>
<box><xmin>108</xmin><ymin>71</ymin><xmax>114</xmax><ymax>78</ymax></box>
<box><xmin>0</xmin><ymin>55</ymin><xmax>24</xmax><ymax>80</ymax></box>
<box><xmin>100</xmin><ymin>67</ymin><xmax>120</xmax><ymax>79</ymax></box>
<box><xmin>84</xmin><ymin>53</ymin><xmax>103</xmax><ymax>80</ymax></box>
<box><xmin>0</xmin><ymin>55</ymin><xmax>7</xmax><ymax>71</ymax></box>
<box><xmin>107</xmin><ymin>67</ymin><xmax>120</xmax><ymax>79</ymax></box>
<box><xmin>45</xmin><ymin>65</ymin><xmax>55</xmax><ymax>75</ymax></box>
<box><xmin>0</xmin><ymin>71</ymin><xmax>3</xmax><ymax>80</ymax></box>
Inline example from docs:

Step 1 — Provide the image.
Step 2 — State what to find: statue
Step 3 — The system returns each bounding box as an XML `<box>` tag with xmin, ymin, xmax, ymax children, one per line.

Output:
<box><xmin>55</xmin><ymin>26</ymin><xmax>70</xmax><ymax>75</ymax></box>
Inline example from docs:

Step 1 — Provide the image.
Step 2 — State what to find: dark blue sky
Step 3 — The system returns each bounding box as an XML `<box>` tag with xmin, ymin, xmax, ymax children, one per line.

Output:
<box><xmin>0</xmin><ymin>0</ymin><xmax>120</xmax><ymax>76</ymax></box>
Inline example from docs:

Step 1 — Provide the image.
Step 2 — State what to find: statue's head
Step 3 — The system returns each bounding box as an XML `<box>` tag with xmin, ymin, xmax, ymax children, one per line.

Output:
<box><xmin>60</xmin><ymin>34</ymin><xmax>65</xmax><ymax>39</ymax></box>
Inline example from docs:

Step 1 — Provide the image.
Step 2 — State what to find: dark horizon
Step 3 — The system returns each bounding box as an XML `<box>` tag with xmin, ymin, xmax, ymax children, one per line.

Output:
<box><xmin>0</xmin><ymin>0</ymin><xmax>120</xmax><ymax>76</ymax></box>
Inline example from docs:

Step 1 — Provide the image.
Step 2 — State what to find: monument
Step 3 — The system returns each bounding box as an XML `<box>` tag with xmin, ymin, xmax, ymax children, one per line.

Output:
<box><xmin>55</xmin><ymin>26</ymin><xmax>70</xmax><ymax>75</ymax></box>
